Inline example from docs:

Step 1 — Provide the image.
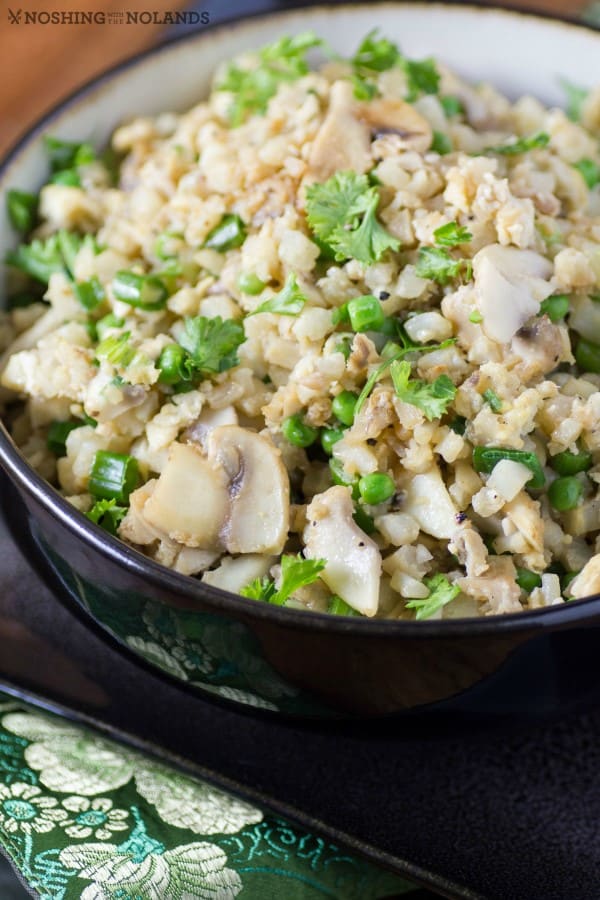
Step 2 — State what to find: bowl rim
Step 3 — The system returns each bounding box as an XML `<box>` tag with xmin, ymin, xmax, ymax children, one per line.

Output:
<box><xmin>2</xmin><ymin>0</ymin><xmax>600</xmax><ymax>638</ymax></box>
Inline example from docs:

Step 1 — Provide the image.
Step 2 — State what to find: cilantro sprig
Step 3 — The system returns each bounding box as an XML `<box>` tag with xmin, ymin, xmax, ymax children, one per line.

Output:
<box><xmin>217</xmin><ymin>31</ymin><xmax>321</xmax><ymax>126</ymax></box>
<box><xmin>349</xmin><ymin>29</ymin><xmax>439</xmax><ymax>104</ymax></box>
<box><xmin>240</xmin><ymin>554</ymin><xmax>326</xmax><ymax>606</ymax></box>
<box><xmin>5</xmin><ymin>229</ymin><xmax>86</xmax><ymax>284</ymax></box>
<box><xmin>390</xmin><ymin>359</ymin><xmax>456</xmax><ymax>421</ymax></box>
<box><xmin>249</xmin><ymin>272</ymin><xmax>307</xmax><ymax>316</ymax></box>
<box><xmin>406</xmin><ymin>574</ymin><xmax>460</xmax><ymax>620</ymax></box>
<box><xmin>156</xmin><ymin>315</ymin><xmax>245</xmax><ymax>391</ymax></box>
<box><xmin>305</xmin><ymin>170</ymin><xmax>399</xmax><ymax>266</ymax></box>
<box><xmin>415</xmin><ymin>247</ymin><xmax>472</xmax><ymax>285</ymax></box>
<box><xmin>86</xmin><ymin>498</ymin><xmax>127</xmax><ymax>536</ymax></box>
<box><xmin>433</xmin><ymin>221</ymin><xmax>472</xmax><ymax>248</ymax></box>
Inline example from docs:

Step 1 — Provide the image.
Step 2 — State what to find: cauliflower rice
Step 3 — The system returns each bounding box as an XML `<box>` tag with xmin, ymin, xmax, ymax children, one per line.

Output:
<box><xmin>2</xmin><ymin>30</ymin><xmax>600</xmax><ymax>619</ymax></box>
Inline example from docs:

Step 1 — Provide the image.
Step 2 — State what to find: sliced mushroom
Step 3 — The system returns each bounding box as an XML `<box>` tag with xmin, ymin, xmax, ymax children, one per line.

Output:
<box><xmin>207</xmin><ymin>425</ymin><xmax>289</xmax><ymax>555</ymax></box>
<box><xmin>472</xmin><ymin>244</ymin><xmax>553</xmax><ymax>344</ymax></box>
<box><xmin>303</xmin><ymin>485</ymin><xmax>381</xmax><ymax>616</ymax></box>
<box><xmin>143</xmin><ymin>442</ymin><xmax>229</xmax><ymax>548</ymax></box>
<box><xmin>307</xmin><ymin>80</ymin><xmax>371</xmax><ymax>181</ymax></box>
<box><xmin>511</xmin><ymin>316</ymin><xmax>571</xmax><ymax>380</ymax></box>
<box><xmin>403</xmin><ymin>466</ymin><xmax>458</xmax><ymax>540</ymax></box>
<box><xmin>356</xmin><ymin>97</ymin><xmax>432</xmax><ymax>153</ymax></box>
<box><xmin>183</xmin><ymin>404</ymin><xmax>238</xmax><ymax>449</ymax></box>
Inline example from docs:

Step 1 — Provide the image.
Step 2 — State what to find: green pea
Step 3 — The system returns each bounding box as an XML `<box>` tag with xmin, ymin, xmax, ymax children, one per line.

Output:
<box><xmin>539</xmin><ymin>294</ymin><xmax>570</xmax><ymax>322</ymax></box>
<box><xmin>281</xmin><ymin>414</ymin><xmax>318</xmax><ymax>448</ymax></box>
<box><xmin>321</xmin><ymin>428</ymin><xmax>345</xmax><ymax>455</ymax></box>
<box><xmin>431</xmin><ymin>130</ymin><xmax>452</xmax><ymax>155</ymax></box>
<box><xmin>551</xmin><ymin>448</ymin><xmax>593</xmax><ymax>476</ymax></box>
<box><xmin>238</xmin><ymin>272</ymin><xmax>266</xmax><ymax>295</ymax></box>
<box><xmin>516</xmin><ymin>568</ymin><xmax>542</xmax><ymax>593</ymax></box>
<box><xmin>357</xmin><ymin>472</ymin><xmax>396</xmax><ymax>505</ymax></box>
<box><xmin>575</xmin><ymin>338</ymin><xmax>600</xmax><ymax>374</ymax></box>
<box><xmin>548</xmin><ymin>476</ymin><xmax>584</xmax><ymax>512</ymax></box>
<box><xmin>332</xmin><ymin>391</ymin><xmax>359</xmax><ymax>426</ymax></box>
<box><xmin>157</xmin><ymin>344</ymin><xmax>191</xmax><ymax>386</ymax></box>
<box><xmin>347</xmin><ymin>295</ymin><xmax>385</xmax><ymax>332</ymax></box>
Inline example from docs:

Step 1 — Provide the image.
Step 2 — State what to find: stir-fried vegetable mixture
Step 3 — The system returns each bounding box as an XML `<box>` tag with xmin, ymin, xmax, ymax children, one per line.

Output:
<box><xmin>2</xmin><ymin>30</ymin><xmax>600</xmax><ymax>619</ymax></box>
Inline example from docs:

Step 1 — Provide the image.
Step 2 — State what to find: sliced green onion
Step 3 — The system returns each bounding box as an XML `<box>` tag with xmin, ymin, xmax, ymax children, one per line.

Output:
<box><xmin>548</xmin><ymin>476</ymin><xmax>583</xmax><ymax>512</ymax></box>
<box><xmin>50</xmin><ymin>169</ymin><xmax>80</xmax><ymax>187</ymax></box>
<box><xmin>74</xmin><ymin>276</ymin><xmax>105</xmax><ymax>311</ymax></box>
<box><xmin>472</xmin><ymin>446</ymin><xmax>545</xmax><ymax>489</ymax></box>
<box><xmin>551</xmin><ymin>448</ymin><xmax>593</xmax><ymax>476</ymax></box>
<box><xmin>154</xmin><ymin>230</ymin><xmax>183</xmax><ymax>260</ymax></box>
<box><xmin>47</xmin><ymin>420</ymin><xmax>84</xmax><ymax>456</ymax></box>
<box><xmin>112</xmin><ymin>271</ymin><xmax>169</xmax><ymax>311</ymax></box>
<box><xmin>6</xmin><ymin>189</ymin><xmax>38</xmax><ymax>233</ymax></box>
<box><xmin>328</xmin><ymin>595</ymin><xmax>361</xmax><ymax>616</ymax></box>
<box><xmin>482</xmin><ymin>389</ymin><xmax>503</xmax><ymax>413</ymax></box>
<box><xmin>88</xmin><ymin>450</ymin><xmax>140</xmax><ymax>503</ymax></box>
<box><xmin>204</xmin><ymin>214</ymin><xmax>246</xmax><ymax>251</ymax></box>
<box><xmin>96</xmin><ymin>313</ymin><xmax>125</xmax><ymax>341</ymax></box>
<box><xmin>539</xmin><ymin>294</ymin><xmax>570</xmax><ymax>322</ymax></box>
<box><xmin>96</xmin><ymin>332</ymin><xmax>136</xmax><ymax>367</ymax></box>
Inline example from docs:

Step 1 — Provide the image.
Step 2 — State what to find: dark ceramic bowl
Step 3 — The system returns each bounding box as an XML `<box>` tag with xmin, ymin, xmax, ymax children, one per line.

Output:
<box><xmin>2</xmin><ymin>3</ymin><xmax>600</xmax><ymax>721</ymax></box>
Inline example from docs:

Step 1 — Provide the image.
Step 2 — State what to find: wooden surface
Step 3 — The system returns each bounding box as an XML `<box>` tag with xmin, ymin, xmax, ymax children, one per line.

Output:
<box><xmin>0</xmin><ymin>0</ymin><xmax>591</xmax><ymax>156</ymax></box>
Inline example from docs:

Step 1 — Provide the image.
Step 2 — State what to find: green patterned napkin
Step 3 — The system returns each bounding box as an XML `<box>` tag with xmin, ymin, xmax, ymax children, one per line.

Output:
<box><xmin>0</xmin><ymin>690</ymin><xmax>413</xmax><ymax>899</ymax></box>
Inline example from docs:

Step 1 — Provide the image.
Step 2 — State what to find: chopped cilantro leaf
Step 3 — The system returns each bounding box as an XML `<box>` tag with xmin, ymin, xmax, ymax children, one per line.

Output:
<box><xmin>178</xmin><ymin>315</ymin><xmax>245</xmax><ymax>375</ymax></box>
<box><xmin>400</xmin><ymin>56</ymin><xmax>440</xmax><ymax>102</ymax></box>
<box><xmin>305</xmin><ymin>170</ymin><xmax>399</xmax><ymax>266</ymax></box>
<box><xmin>6</xmin><ymin>190</ymin><xmax>38</xmax><ymax>233</ymax></box>
<box><xmin>5</xmin><ymin>230</ymin><xmax>84</xmax><ymax>284</ymax></box>
<box><xmin>406</xmin><ymin>574</ymin><xmax>460</xmax><ymax>620</ymax></box>
<box><xmin>240</xmin><ymin>554</ymin><xmax>326</xmax><ymax>606</ymax></box>
<box><xmin>440</xmin><ymin>95</ymin><xmax>464</xmax><ymax>117</ymax></box>
<box><xmin>430</xmin><ymin>130</ymin><xmax>452</xmax><ymax>155</ymax></box>
<box><xmin>390</xmin><ymin>359</ymin><xmax>456</xmax><ymax>420</ymax></box>
<box><xmin>351</xmin><ymin>29</ymin><xmax>400</xmax><ymax>73</ymax></box>
<box><xmin>351</xmin><ymin>74</ymin><xmax>378</xmax><ymax>100</ymax></box>
<box><xmin>217</xmin><ymin>31</ymin><xmax>321</xmax><ymax>126</ymax></box>
<box><xmin>434</xmin><ymin>221</ymin><xmax>472</xmax><ymax>248</ymax></box>
<box><xmin>249</xmin><ymin>272</ymin><xmax>307</xmax><ymax>316</ymax></box>
<box><xmin>485</xmin><ymin>131</ymin><xmax>550</xmax><ymax>155</ymax></box>
<box><xmin>415</xmin><ymin>246</ymin><xmax>472</xmax><ymax>285</ymax></box>
<box><xmin>559</xmin><ymin>77</ymin><xmax>588</xmax><ymax>122</ymax></box>
<box><xmin>86</xmin><ymin>497</ymin><xmax>128</xmax><ymax>536</ymax></box>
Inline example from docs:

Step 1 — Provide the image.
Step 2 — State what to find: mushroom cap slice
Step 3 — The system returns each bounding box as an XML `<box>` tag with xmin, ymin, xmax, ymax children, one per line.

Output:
<box><xmin>357</xmin><ymin>97</ymin><xmax>432</xmax><ymax>153</ymax></box>
<box><xmin>307</xmin><ymin>80</ymin><xmax>372</xmax><ymax>182</ymax></box>
<box><xmin>473</xmin><ymin>244</ymin><xmax>553</xmax><ymax>345</ymax></box>
<box><xmin>303</xmin><ymin>485</ymin><xmax>381</xmax><ymax>616</ymax></box>
<box><xmin>143</xmin><ymin>442</ymin><xmax>229</xmax><ymax>548</ymax></box>
<box><xmin>207</xmin><ymin>425</ymin><xmax>289</xmax><ymax>555</ymax></box>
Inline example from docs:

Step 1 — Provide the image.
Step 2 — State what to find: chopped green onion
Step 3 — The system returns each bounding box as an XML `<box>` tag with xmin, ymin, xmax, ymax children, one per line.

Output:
<box><xmin>328</xmin><ymin>595</ymin><xmax>361</xmax><ymax>616</ymax></box>
<box><xmin>154</xmin><ymin>230</ymin><xmax>183</xmax><ymax>260</ymax></box>
<box><xmin>450</xmin><ymin>416</ymin><xmax>466</xmax><ymax>435</ymax></box>
<box><xmin>44</xmin><ymin>136</ymin><xmax>95</xmax><ymax>172</ymax></box>
<box><xmin>157</xmin><ymin>344</ymin><xmax>194</xmax><ymax>386</ymax></box>
<box><xmin>50</xmin><ymin>169</ymin><xmax>81</xmax><ymax>187</ymax></box>
<box><xmin>86</xmin><ymin>497</ymin><xmax>128</xmax><ymax>536</ymax></box>
<box><xmin>472</xmin><ymin>446</ymin><xmax>545</xmax><ymax>489</ymax></box>
<box><xmin>550</xmin><ymin>448</ymin><xmax>593</xmax><ymax>476</ymax></box>
<box><xmin>575</xmin><ymin>338</ymin><xmax>600</xmax><ymax>373</ymax></box>
<box><xmin>47</xmin><ymin>420</ymin><xmax>84</xmax><ymax>456</ymax></box>
<box><xmin>204</xmin><ymin>214</ymin><xmax>246</xmax><ymax>251</ymax></box>
<box><xmin>485</xmin><ymin>131</ymin><xmax>550</xmax><ymax>155</ymax></box>
<box><xmin>539</xmin><ymin>294</ymin><xmax>570</xmax><ymax>322</ymax></box>
<box><xmin>281</xmin><ymin>414</ymin><xmax>318</xmax><ymax>448</ymax></box>
<box><xmin>516</xmin><ymin>568</ymin><xmax>542</xmax><ymax>593</ymax></box>
<box><xmin>6</xmin><ymin>189</ymin><xmax>38</xmax><ymax>233</ymax></box>
<box><xmin>88</xmin><ymin>451</ymin><xmax>140</xmax><ymax>503</ymax></box>
<box><xmin>96</xmin><ymin>332</ymin><xmax>136</xmax><ymax>367</ymax></box>
<box><xmin>112</xmin><ymin>271</ymin><xmax>169</xmax><ymax>311</ymax></box>
<box><xmin>357</xmin><ymin>472</ymin><xmax>395</xmax><ymax>505</ymax></box>
<box><xmin>548</xmin><ymin>476</ymin><xmax>583</xmax><ymax>512</ymax></box>
<box><xmin>238</xmin><ymin>272</ymin><xmax>266</xmax><ymax>295</ymax></box>
<box><xmin>332</xmin><ymin>391</ymin><xmax>359</xmax><ymax>426</ymax></box>
<box><xmin>482</xmin><ymin>389</ymin><xmax>503</xmax><ymax>413</ymax></box>
<box><xmin>96</xmin><ymin>313</ymin><xmax>125</xmax><ymax>341</ymax></box>
<box><xmin>74</xmin><ymin>276</ymin><xmax>105</xmax><ymax>311</ymax></box>
<box><xmin>347</xmin><ymin>294</ymin><xmax>385</xmax><ymax>332</ymax></box>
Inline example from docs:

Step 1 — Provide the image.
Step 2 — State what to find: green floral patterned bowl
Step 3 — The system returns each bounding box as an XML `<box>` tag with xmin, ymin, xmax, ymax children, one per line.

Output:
<box><xmin>2</xmin><ymin>4</ymin><xmax>600</xmax><ymax>721</ymax></box>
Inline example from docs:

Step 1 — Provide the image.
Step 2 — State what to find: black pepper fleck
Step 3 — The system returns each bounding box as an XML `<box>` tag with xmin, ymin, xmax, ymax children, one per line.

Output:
<box><xmin>455</xmin><ymin>512</ymin><xmax>468</xmax><ymax>524</ymax></box>
<box><xmin>379</xmin><ymin>291</ymin><xmax>390</xmax><ymax>300</ymax></box>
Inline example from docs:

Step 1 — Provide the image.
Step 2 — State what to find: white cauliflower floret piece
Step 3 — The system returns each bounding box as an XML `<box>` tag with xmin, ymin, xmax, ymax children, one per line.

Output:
<box><xmin>458</xmin><ymin>556</ymin><xmax>522</xmax><ymax>615</ymax></box>
<box><xmin>1</xmin><ymin>323</ymin><xmax>95</xmax><ymax>402</ymax></box>
<box><xmin>449</xmin><ymin>523</ymin><xmax>489</xmax><ymax>577</ymax></box>
<box><xmin>568</xmin><ymin>555</ymin><xmax>600</xmax><ymax>600</ymax></box>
